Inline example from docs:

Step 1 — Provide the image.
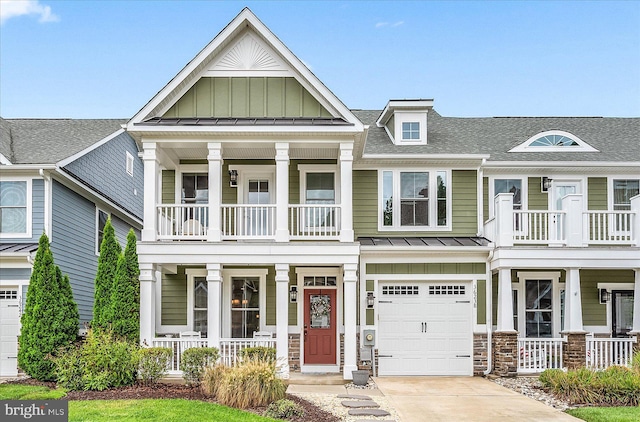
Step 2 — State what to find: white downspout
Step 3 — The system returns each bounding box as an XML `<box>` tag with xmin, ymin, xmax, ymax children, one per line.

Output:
<box><xmin>483</xmin><ymin>247</ymin><xmax>494</xmax><ymax>375</ymax></box>
<box><xmin>39</xmin><ymin>169</ymin><xmax>51</xmax><ymax>238</ymax></box>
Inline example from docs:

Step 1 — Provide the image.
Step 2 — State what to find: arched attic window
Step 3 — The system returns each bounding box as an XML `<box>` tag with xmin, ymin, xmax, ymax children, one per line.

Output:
<box><xmin>509</xmin><ymin>130</ymin><xmax>598</xmax><ymax>153</ymax></box>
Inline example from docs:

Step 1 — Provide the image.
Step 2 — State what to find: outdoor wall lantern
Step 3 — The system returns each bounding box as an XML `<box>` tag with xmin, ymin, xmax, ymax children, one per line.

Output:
<box><xmin>289</xmin><ymin>286</ymin><xmax>298</xmax><ymax>303</ymax></box>
<box><xmin>366</xmin><ymin>292</ymin><xmax>375</xmax><ymax>308</ymax></box>
<box><xmin>542</xmin><ymin>176</ymin><xmax>552</xmax><ymax>192</ymax></box>
<box><xmin>599</xmin><ymin>289</ymin><xmax>610</xmax><ymax>304</ymax></box>
<box><xmin>229</xmin><ymin>169</ymin><xmax>238</xmax><ymax>187</ymax></box>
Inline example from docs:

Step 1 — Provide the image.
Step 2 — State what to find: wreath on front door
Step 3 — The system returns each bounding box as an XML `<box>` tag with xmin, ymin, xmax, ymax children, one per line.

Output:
<box><xmin>311</xmin><ymin>295</ymin><xmax>331</xmax><ymax>319</ymax></box>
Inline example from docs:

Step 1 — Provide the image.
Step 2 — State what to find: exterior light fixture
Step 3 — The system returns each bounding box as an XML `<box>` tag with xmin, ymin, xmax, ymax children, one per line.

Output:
<box><xmin>542</xmin><ymin>177</ymin><xmax>552</xmax><ymax>192</ymax></box>
<box><xmin>229</xmin><ymin>169</ymin><xmax>238</xmax><ymax>187</ymax></box>
<box><xmin>366</xmin><ymin>292</ymin><xmax>375</xmax><ymax>308</ymax></box>
<box><xmin>599</xmin><ymin>289</ymin><xmax>610</xmax><ymax>304</ymax></box>
<box><xmin>289</xmin><ymin>286</ymin><xmax>298</xmax><ymax>303</ymax></box>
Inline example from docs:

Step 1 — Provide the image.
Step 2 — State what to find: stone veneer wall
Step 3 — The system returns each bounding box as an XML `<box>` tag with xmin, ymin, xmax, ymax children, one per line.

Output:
<box><xmin>473</xmin><ymin>333</ymin><xmax>488</xmax><ymax>376</ymax></box>
<box><xmin>563</xmin><ymin>333</ymin><xmax>587</xmax><ymax>370</ymax></box>
<box><xmin>492</xmin><ymin>332</ymin><xmax>518</xmax><ymax>377</ymax></box>
<box><xmin>288</xmin><ymin>334</ymin><xmax>300</xmax><ymax>372</ymax></box>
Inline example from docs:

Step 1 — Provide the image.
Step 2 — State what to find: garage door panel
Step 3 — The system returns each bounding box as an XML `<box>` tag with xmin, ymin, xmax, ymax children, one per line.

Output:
<box><xmin>378</xmin><ymin>282</ymin><xmax>472</xmax><ymax>376</ymax></box>
<box><xmin>0</xmin><ymin>291</ymin><xmax>20</xmax><ymax>377</ymax></box>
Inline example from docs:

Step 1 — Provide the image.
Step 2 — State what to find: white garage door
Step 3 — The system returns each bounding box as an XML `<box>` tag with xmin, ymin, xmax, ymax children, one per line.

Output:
<box><xmin>0</xmin><ymin>289</ymin><xmax>20</xmax><ymax>377</ymax></box>
<box><xmin>378</xmin><ymin>282</ymin><xmax>473</xmax><ymax>376</ymax></box>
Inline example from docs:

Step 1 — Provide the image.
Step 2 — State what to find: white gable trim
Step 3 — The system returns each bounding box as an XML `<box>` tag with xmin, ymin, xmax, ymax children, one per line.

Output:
<box><xmin>0</xmin><ymin>153</ymin><xmax>12</xmax><ymax>165</ymax></box>
<box><xmin>509</xmin><ymin>130</ymin><xmax>598</xmax><ymax>153</ymax></box>
<box><xmin>57</xmin><ymin>129</ymin><xmax>126</xmax><ymax>168</ymax></box>
<box><xmin>127</xmin><ymin>8</ymin><xmax>363</xmax><ymax>131</ymax></box>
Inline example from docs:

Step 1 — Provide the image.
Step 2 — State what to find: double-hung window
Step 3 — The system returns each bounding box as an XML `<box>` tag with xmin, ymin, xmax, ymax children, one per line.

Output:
<box><xmin>0</xmin><ymin>180</ymin><xmax>30</xmax><ymax>237</ymax></box>
<box><xmin>380</xmin><ymin>169</ymin><xmax>449</xmax><ymax>230</ymax></box>
<box><xmin>493</xmin><ymin>179</ymin><xmax>523</xmax><ymax>231</ymax></box>
<box><xmin>611</xmin><ymin>179</ymin><xmax>639</xmax><ymax>233</ymax></box>
<box><xmin>96</xmin><ymin>209</ymin><xmax>109</xmax><ymax>254</ymax></box>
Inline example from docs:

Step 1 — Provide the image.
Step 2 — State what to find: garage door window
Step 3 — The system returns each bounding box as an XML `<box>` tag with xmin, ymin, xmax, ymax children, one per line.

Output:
<box><xmin>382</xmin><ymin>285</ymin><xmax>419</xmax><ymax>295</ymax></box>
<box><xmin>0</xmin><ymin>290</ymin><xmax>18</xmax><ymax>300</ymax></box>
<box><xmin>429</xmin><ymin>285</ymin><xmax>465</xmax><ymax>295</ymax></box>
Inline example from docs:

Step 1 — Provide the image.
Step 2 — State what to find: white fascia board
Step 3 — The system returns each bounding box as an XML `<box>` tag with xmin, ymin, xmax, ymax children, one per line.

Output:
<box><xmin>52</xmin><ymin>167</ymin><xmax>143</xmax><ymax>228</ymax></box>
<box><xmin>362</xmin><ymin>153</ymin><xmax>489</xmax><ymax>160</ymax></box>
<box><xmin>490</xmin><ymin>247</ymin><xmax>640</xmax><ymax>270</ymax></box>
<box><xmin>127</xmin><ymin>8</ymin><xmax>363</xmax><ymax>131</ymax></box>
<box><xmin>129</xmin><ymin>125</ymin><xmax>362</xmax><ymax>136</ymax></box>
<box><xmin>57</xmin><ymin>129</ymin><xmax>126</xmax><ymax>168</ymax></box>
<box><xmin>360</xmin><ymin>247</ymin><xmax>491</xmax><ymax>260</ymax></box>
<box><xmin>0</xmin><ymin>164</ymin><xmax>56</xmax><ymax>174</ymax></box>
<box><xmin>483</xmin><ymin>161</ymin><xmax>640</xmax><ymax>168</ymax></box>
<box><xmin>0</xmin><ymin>153</ymin><xmax>12</xmax><ymax>165</ymax></box>
<box><xmin>376</xmin><ymin>99</ymin><xmax>434</xmax><ymax>127</ymax></box>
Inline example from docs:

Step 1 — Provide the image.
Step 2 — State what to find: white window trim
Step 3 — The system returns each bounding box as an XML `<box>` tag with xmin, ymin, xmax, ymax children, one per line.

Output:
<box><xmin>389</xmin><ymin>111</ymin><xmax>427</xmax><ymax>145</ymax></box>
<box><xmin>509</xmin><ymin>130</ymin><xmax>598</xmax><ymax>153</ymax></box>
<box><xmin>175</xmin><ymin>164</ymin><xmax>208</xmax><ymax>204</ymax></box>
<box><xmin>377</xmin><ymin>168</ymin><xmax>452</xmax><ymax>231</ymax></box>
<box><xmin>297</xmin><ymin>164</ymin><xmax>340</xmax><ymax>204</ymax></box>
<box><xmin>185</xmin><ymin>269</ymin><xmax>207</xmax><ymax>332</ymax></box>
<box><xmin>515</xmin><ymin>271</ymin><xmax>563</xmax><ymax>338</ymax></box>
<box><xmin>597</xmin><ymin>282</ymin><xmax>635</xmax><ymax>336</ymax></box>
<box><xmin>488</xmin><ymin>176</ymin><xmax>528</xmax><ymax>217</ymax></box>
<box><xmin>608</xmin><ymin>177</ymin><xmax>639</xmax><ymax>236</ymax></box>
<box><xmin>126</xmin><ymin>151</ymin><xmax>134</xmax><ymax>177</ymax></box>
<box><xmin>95</xmin><ymin>207</ymin><xmax>110</xmax><ymax>256</ymax></box>
<box><xmin>222</xmin><ymin>269</ymin><xmax>268</xmax><ymax>338</ymax></box>
<box><xmin>547</xmin><ymin>178</ymin><xmax>586</xmax><ymax>212</ymax></box>
<box><xmin>0</xmin><ymin>177</ymin><xmax>33</xmax><ymax>239</ymax></box>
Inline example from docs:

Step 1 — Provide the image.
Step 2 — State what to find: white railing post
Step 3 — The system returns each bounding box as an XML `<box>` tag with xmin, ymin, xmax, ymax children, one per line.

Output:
<box><xmin>207</xmin><ymin>143</ymin><xmax>222</xmax><ymax>242</ymax></box>
<box><xmin>275</xmin><ymin>143</ymin><xmax>290</xmax><ymax>242</ymax></box>
<box><xmin>631</xmin><ymin>195</ymin><xmax>640</xmax><ymax>247</ymax></box>
<box><xmin>275</xmin><ymin>264</ymin><xmax>289</xmax><ymax>378</ymax></box>
<box><xmin>562</xmin><ymin>194</ymin><xmax>584</xmax><ymax>247</ymax></box>
<box><xmin>142</xmin><ymin>142</ymin><xmax>158</xmax><ymax>241</ymax></box>
<box><xmin>495</xmin><ymin>193</ymin><xmax>514</xmax><ymax>247</ymax></box>
<box><xmin>339</xmin><ymin>143</ymin><xmax>354</xmax><ymax>242</ymax></box>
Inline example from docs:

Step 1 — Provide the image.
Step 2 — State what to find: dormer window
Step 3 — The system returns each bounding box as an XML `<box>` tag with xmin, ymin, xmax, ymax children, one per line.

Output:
<box><xmin>377</xmin><ymin>99</ymin><xmax>433</xmax><ymax>146</ymax></box>
<box><xmin>509</xmin><ymin>130</ymin><xmax>598</xmax><ymax>153</ymax></box>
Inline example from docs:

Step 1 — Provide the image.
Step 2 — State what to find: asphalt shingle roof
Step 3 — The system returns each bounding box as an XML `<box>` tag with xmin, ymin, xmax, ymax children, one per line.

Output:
<box><xmin>0</xmin><ymin>118</ymin><xmax>126</xmax><ymax>164</ymax></box>
<box><xmin>353</xmin><ymin>110</ymin><xmax>640</xmax><ymax>162</ymax></box>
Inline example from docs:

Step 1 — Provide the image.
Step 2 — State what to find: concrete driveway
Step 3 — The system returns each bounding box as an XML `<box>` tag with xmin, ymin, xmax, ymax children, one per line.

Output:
<box><xmin>374</xmin><ymin>377</ymin><xmax>580</xmax><ymax>422</ymax></box>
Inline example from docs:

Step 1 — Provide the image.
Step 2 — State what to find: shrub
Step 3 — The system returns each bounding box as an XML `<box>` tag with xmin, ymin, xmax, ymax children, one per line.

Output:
<box><xmin>264</xmin><ymin>399</ymin><xmax>304</xmax><ymax>420</ymax></box>
<box><xmin>180</xmin><ymin>347</ymin><xmax>219</xmax><ymax>385</ymax></box>
<box><xmin>214</xmin><ymin>359</ymin><xmax>287</xmax><ymax>409</ymax></box>
<box><xmin>93</xmin><ymin>217</ymin><xmax>121</xmax><ymax>330</ymax></box>
<box><xmin>18</xmin><ymin>233</ymin><xmax>79</xmax><ymax>381</ymax></box>
<box><xmin>201</xmin><ymin>363</ymin><xmax>230</xmax><ymax>398</ymax></box>
<box><xmin>54</xmin><ymin>329</ymin><xmax>139</xmax><ymax>391</ymax></box>
<box><xmin>110</xmin><ymin>230</ymin><xmax>140</xmax><ymax>342</ymax></box>
<box><xmin>239</xmin><ymin>346</ymin><xmax>276</xmax><ymax>363</ymax></box>
<box><xmin>632</xmin><ymin>351</ymin><xmax>640</xmax><ymax>374</ymax></box>
<box><xmin>138</xmin><ymin>347</ymin><xmax>172</xmax><ymax>385</ymax></box>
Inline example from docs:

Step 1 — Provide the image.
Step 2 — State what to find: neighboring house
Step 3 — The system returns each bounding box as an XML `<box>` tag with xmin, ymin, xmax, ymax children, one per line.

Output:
<box><xmin>127</xmin><ymin>8</ymin><xmax>639</xmax><ymax>379</ymax></box>
<box><xmin>0</xmin><ymin>118</ymin><xmax>143</xmax><ymax>376</ymax></box>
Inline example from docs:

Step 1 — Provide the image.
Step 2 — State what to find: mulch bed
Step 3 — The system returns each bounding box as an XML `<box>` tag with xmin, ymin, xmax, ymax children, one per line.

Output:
<box><xmin>4</xmin><ymin>378</ymin><xmax>339</xmax><ymax>422</ymax></box>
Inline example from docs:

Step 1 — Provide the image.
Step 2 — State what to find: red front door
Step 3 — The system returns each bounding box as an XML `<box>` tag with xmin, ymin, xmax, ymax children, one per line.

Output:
<box><xmin>304</xmin><ymin>289</ymin><xmax>337</xmax><ymax>365</ymax></box>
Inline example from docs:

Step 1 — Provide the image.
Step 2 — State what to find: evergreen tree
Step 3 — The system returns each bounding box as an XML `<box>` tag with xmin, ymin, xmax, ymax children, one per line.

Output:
<box><xmin>92</xmin><ymin>217</ymin><xmax>121</xmax><ymax>330</ymax></box>
<box><xmin>110</xmin><ymin>229</ymin><xmax>140</xmax><ymax>342</ymax></box>
<box><xmin>18</xmin><ymin>233</ymin><xmax>78</xmax><ymax>381</ymax></box>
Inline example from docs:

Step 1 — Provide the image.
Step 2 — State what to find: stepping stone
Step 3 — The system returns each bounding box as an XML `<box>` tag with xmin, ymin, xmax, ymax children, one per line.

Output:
<box><xmin>349</xmin><ymin>409</ymin><xmax>391</xmax><ymax>417</ymax></box>
<box><xmin>342</xmin><ymin>400</ymin><xmax>380</xmax><ymax>408</ymax></box>
<box><xmin>337</xmin><ymin>394</ymin><xmax>372</xmax><ymax>400</ymax></box>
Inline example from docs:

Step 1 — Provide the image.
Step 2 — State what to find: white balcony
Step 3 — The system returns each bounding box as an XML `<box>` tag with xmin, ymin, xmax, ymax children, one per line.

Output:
<box><xmin>486</xmin><ymin>193</ymin><xmax>639</xmax><ymax>247</ymax></box>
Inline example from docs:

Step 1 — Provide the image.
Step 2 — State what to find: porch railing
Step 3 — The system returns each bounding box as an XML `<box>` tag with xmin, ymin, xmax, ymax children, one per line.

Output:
<box><xmin>152</xmin><ymin>338</ymin><xmax>209</xmax><ymax>373</ymax></box>
<box><xmin>221</xmin><ymin>205</ymin><xmax>276</xmax><ymax>239</ymax></box>
<box><xmin>513</xmin><ymin>211</ymin><xmax>565</xmax><ymax>244</ymax></box>
<box><xmin>157</xmin><ymin>204</ymin><xmax>209</xmax><ymax>240</ymax></box>
<box><xmin>219</xmin><ymin>338</ymin><xmax>277</xmax><ymax>366</ymax></box>
<box><xmin>517</xmin><ymin>337</ymin><xmax>565</xmax><ymax>373</ymax></box>
<box><xmin>583</xmin><ymin>211</ymin><xmax>636</xmax><ymax>245</ymax></box>
<box><xmin>289</xmin><ymin>204</ymin><xmax>341</xmax><ymax>239</ymax></box>
<box><xmin>586</xmin><ymin>336</ymin><xmax>637</xmax><ymax>370</ymax></box>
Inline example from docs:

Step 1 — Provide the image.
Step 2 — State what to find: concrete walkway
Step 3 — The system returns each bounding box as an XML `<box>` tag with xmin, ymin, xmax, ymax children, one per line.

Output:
<box><xmin>374</xmin><ymin>377</ymin><xmax>580</xmax><ymax>422</ymax></box>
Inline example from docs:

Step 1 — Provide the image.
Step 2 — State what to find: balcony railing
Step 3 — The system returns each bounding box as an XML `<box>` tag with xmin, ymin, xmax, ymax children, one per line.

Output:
<box><xmin>219</xmin><ymin>338</ymin><xmax>277</xmax><ymax>366</ymax></box>
<box><xmin>584</xmin><ymin>211</ymin><xmax>636</xmax><ymax>245</ymax></box>
<box><xmin>586</xmin><ymin>336</ymin><xmax>637</xmax><ymax>370</ymax></box>
<box><xmin>221</xmin><ymin>204</ymin><xmax>276</xmax><ymax>239</ymax></box>
<box><xmin>289</xmin><ymin>204</ymin><xmax>341</xmax><ymax>239</ymax></box>
<box><xmin>518</xmin><ymin>337</ymin><xmax>565</xmax><ymax>374</ymax></box>
<box><xmin>157</xmin><ymin>204</ymin><xmax>209</xmax><ymax>240</ymax></box>
<box><xmin>513</xmin><ymin>210</ymin><xmax>565</xmax><ymax>244</ymax></box>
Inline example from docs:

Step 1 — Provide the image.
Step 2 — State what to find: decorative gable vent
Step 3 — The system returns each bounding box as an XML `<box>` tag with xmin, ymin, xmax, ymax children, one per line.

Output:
<box><xmin>509</xmin><ymin>130</ymin><xmax>598</xmax><ymax>153</ymax></box>
<box><xmin>211</xmin><ymin>33</ymin><xmax>284</xmax><ymax>72</ymax></box>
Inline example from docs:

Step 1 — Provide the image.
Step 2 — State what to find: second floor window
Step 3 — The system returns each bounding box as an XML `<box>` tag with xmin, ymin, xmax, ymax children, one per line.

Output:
<box><xmin>0</xmin><ymin>181</ymin><xmax>28</xmax><ymax>235</ymax></box>
<box><xmin>182</xmin><ymin>173</ymin><xmax>208</xmax><ymax>204</ymax></box>
<box><xmin>494</xmin><ymin>179</ymin><xmax>522</xmax><ymax>210</ymax></box>
<box><xmin>612</xmin><ymin>179</ymin><xmax>639</xmax><ymax>211</ymax></box>
<box><xmin>96</xmin><ymin>209</ymin><xmax>109</xmax><ymax>253</ymax></box>
<box><xmin>380</xmin><ymin>170</ymin><xmax>449</xmax><ymax>230</ymax></box>
<box><xmin>401</xmin><ymin>122</ymin><xmax>420</xmax><ymax>140</ymax></box>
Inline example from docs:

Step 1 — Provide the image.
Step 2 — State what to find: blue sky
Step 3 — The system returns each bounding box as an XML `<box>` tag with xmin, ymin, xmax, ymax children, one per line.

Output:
<box><xmin>1</xmin><ymin>0</ymin><xmax>639</xmax><ymax>118</ymax></box>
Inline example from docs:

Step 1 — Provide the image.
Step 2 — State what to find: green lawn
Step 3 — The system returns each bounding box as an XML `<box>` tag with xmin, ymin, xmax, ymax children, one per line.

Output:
<box><xmin>0</xmin><ymin>385</ymin><xmax>276</xmax><ymax>422</ymax></box>
<box><xmin>567</xmin><ymin>407</ymin><xmax>640</xmax><ymax>422</ymax></box>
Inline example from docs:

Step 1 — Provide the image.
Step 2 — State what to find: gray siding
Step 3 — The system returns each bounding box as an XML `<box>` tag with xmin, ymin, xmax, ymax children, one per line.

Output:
<box><xmin>62</xmin><ymin>131</ymin><xmax>143</xmax><ymax>220</ymax></box>
<box><xmin>50</xmin><ymin>181</ymin><xmax>99</xmax><ymax>325</ymax></box>
<box><xmin>111</xmin><ymin>214</ymin><xmax>138</xmax><ymax>244</ymax></box>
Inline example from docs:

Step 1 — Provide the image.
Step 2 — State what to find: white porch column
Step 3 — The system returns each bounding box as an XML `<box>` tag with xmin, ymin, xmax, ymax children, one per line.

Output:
<box><xmin>206</xmin><ymin>263</ymin><xmax>222</xmax><ymax>348</ymax></box>
<box><xmin>631</xmin><ymin>195</ymin><xmax>640</xmax><ymax>247</ymax></box>
<box><xmin>339</xmin><ymin>143</ymin><xmax>354</xmax><ymax>242</ymax></box>
<box><xmin>630</xmin><ymin>269</ymin><xmax>640</xmax><ymax>335</ymax></box>
<box><xmin>139</xmin><ymin>263</ymin><xmax>157</xmax><ymax>346</ymax></box>
<box><xmin>275</xmin><ymin>264</ymin><xmax>290</xmax><ymax>377</ymax></box>
<box><xmin>496</xmin><ymin>268</ymin><xmax>515</xmax><ymax>332</ymax></box>
<box><xmin>207</xmin><ymin>143</ymin><xmax>222</xmax><ymax>242</ymax></box>
<box><xmin>142</xmin><ymin>143</ymin><xmax>158</xmax><ymax>241</ymax></box>
<box><xmin>562</xmin><ymin>194</ymin><xmax>584</xmax><ymax>247</ymax></box>
<box><xmin>563</xmin><ymin>268</ymin><xmax>584</xmax><ymax>332</ymax></box>
<box><xmin>343</xmin><ymin>263</ymin><xmax>358</xmax><ymax>379</ymax></box>
<box><xmin>494</xmin><ymin>193</ymin><xmax>514</xmax><ymax>247</ymax></box>
<box><xmin>275</xmin><ymin>143</ymin><xmax>290</xmax><ymax>242</ymax></box>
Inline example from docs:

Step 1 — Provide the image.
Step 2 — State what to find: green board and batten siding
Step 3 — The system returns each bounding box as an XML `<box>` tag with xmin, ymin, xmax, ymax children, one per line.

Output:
<box><xmin>528</xmin><ymin>177</ymin><xmax>547</xmax><ymax>210</ymax></box>
<box><xmin>353</xmin><ymin>169</ymin><xmax>479</xmax><ymax>237</ymax></box>
<box><xmin>163</xmin><ymin>77</ymin><xmax>332</xmax><ymax>118</ymax></box>
<box><xmin>587</xmin><ymin>178</ymin><xmax>607</xmax><ymax>210</ymax></box>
